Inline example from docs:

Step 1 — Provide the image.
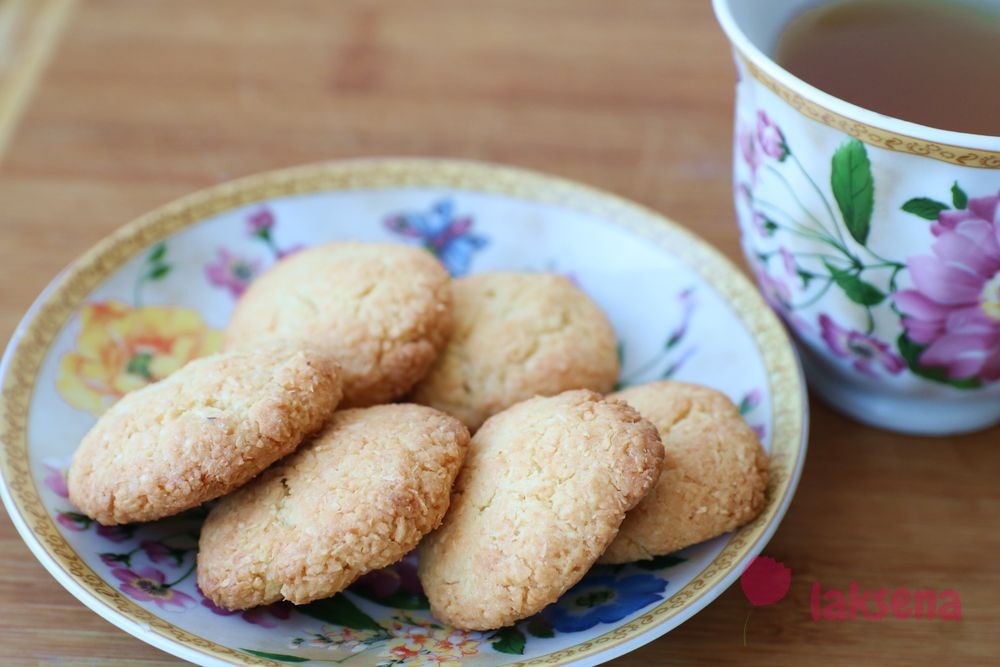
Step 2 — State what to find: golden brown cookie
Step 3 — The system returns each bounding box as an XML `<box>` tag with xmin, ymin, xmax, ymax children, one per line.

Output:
<box><xmin>409</xmin><ymin>272</ymin><xmax>619</xmax><ymax>430</ymax></box>
<box><xmin>197</xmin><ymin>404</ymin><xmax>469</xmax><ymax>609</ymax></box>
<box><xmin>225</xmin><ymin>242</ymin><xmax>452</xmax><ymax>407</ymax></box>
<box><xmin>599</xmin><ymin>381</ymin><xmax>769</xmax><ymax>564</ymax></box>
<box><xmin>67</xmin><ymin>340</ymin><xmax>342</xmax><ymax>525</ymax></box>
<box><xmin>417</xmin><ymin>390</ymin><xmax>663</xmax><ymax>630</ymax></box>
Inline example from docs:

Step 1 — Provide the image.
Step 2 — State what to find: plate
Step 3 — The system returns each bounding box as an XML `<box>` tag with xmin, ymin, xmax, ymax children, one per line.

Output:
<box><xmin>0</xmin><ymin>159</ymin><xmax>807</xmax><ymax>666</ymax></box>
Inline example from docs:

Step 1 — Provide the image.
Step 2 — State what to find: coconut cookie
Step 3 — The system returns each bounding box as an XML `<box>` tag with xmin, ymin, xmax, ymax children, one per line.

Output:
<box><xmin>67</xmin><ymin>340</ymin><xmax>342</xmax><ymax>525</ymax></box>
<box><xmin>599</xmin><ymin>381</ymin><xmax>769</xmax><ymax>564</ymax></box>
<box><xmin>409</xmin><ymin>273</ymin><xmax>619</xmax><ymax>431</ymax></box>
<box><xmin>418</xmin><ymin>390</ymin><xmax>663</xmax><ymax>630</ymax></box>
<box><xmin>225</xmin><ymin>242</ymin><xmax>452</xmax><ymax>407</ymax></box>
<box><xmin>197</xmin><ymin>404</ymin><xmax>469</xmax><ymax>610</ymax></box>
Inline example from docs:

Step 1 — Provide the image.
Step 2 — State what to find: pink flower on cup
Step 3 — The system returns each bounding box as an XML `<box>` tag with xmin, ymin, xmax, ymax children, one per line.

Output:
<box><xmin>779</xmin><ymin>247</ymin><xmax>797</xmax><ymax>276</ymax></box>
<box><xmin>820</xmin><ymin>314</ymin><xmax>904</xmax><ymax>377</ymax></box>
<box><xmin>738</xmin><ymin>123</ymin><xmax>762</xmax><ymax>184</ymax></box>
<box><xmin>753</xmin><ymin>266</ymin><xmax>792</xmax><ymax>311</ymax></box>
<box><xmin>205</xmin><ymin>248</ymin><xmax>260</xmax><ymax>298</ymax></box>
<box><xmin>756</xmin><ymin>111</ymin><xmax>789</xmax><ymax>161</ymax></box>
<box><xmin>112</xmin><ymin>567</ymin><xmax>195</xmax><ymax>610</ymax></box>
<box><xmin>894</xmin><ymin>191</ymin><xmax>1000</xmax><ymax>382</ymax></box>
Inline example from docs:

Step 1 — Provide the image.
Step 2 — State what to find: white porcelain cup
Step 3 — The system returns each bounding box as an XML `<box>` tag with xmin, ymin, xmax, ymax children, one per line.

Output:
<box><xmin>713</xmin><ymin>0</ymin><xmax>1000</xmax><ymax>435</ymax></box>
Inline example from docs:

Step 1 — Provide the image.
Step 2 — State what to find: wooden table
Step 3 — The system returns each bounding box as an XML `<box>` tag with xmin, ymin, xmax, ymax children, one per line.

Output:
<box><xmin>0</xmin><ymin>1</ymin><xmax>997</xmax><ymax>665</ymax></box>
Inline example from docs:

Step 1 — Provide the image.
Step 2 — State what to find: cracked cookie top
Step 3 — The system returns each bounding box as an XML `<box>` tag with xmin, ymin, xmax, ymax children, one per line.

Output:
<box><xmin>197</xmin><ymin>403</ymin><xmax>470</xmax><ymax>610</ymax></box>
<box><xmin>67</xmin><ymin>339</ymin><xmax>343</xmax><ymax>525</ymax></box>
<box><xmin>409</xmin><ymin>272</ymin><xmax>619</xmax><ymax>430</ymax></box>
<box><xmin>417</xmin><ymin>389</ymin><xmax>663</xmax><ymax>630</ymax></box>
<box><xmin>599</xmin><ymin>381</ymin><xmax>769</xmax><ymax>564</ymax></box>
<box><xmin>225</xmin><ymin>242</ymin><xmax>452</xmax><ymax>407</ymax></box>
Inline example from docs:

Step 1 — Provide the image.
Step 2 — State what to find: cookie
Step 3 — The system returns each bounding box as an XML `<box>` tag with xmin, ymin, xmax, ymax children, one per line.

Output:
<box><xmin>225</xmin><ymin>242</ymin><xmax>452</xmax><ymax>407</ymax></box>
<box><xmin>599</xmin><ymin>381</ymin><xmax>769</xmax><ymax>564</ymax></box>
<box><xmin>197</xmin><ymin>404</ymin><xmax>469</xmax><ymax>609</ymax></box>
<box><xmin>418</xmin><ymin>390</ymin><xmax>663</xmax><ymax>630</ymax></box>
<box><xmin>409</xmin><ymin>273</ymin><xmax>619</xmax><ymax>430</ymax></box>
<box><xmin>67</xmin><ymin>339</ymin><xmax>342</xmax><ymax>525</ymax></box>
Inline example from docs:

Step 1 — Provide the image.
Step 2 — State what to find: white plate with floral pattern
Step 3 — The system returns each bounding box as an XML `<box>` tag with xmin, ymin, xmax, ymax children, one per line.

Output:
<box><xmin>0</xmin><ymin>159</ymin><xmax>807</xmax><ymax>667</ymax></box>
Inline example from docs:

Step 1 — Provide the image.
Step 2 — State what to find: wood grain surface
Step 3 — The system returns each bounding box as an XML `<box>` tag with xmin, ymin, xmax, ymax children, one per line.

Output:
<box><xmin>0</xmin><ymin>1</ymin><xmax>997</xmax><ymax>665</ymax></box>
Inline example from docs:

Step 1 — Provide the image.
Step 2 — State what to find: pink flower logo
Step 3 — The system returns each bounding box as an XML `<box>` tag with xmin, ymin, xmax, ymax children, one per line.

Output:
<box><xmin>740</xmin><ymin>556</ymin><xmax>792</xmax><ymax>645</ymax></box>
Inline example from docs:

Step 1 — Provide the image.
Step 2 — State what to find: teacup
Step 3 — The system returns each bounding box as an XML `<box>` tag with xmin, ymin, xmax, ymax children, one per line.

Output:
<box><xmin>713</xmin><ymin>0</ymin><xmax>1000</xmax><ymax>435</ymax></box>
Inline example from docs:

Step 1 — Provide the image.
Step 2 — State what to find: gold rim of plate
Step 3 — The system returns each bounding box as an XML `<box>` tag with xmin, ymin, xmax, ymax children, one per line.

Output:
<box><xmin>0</xmin><ymin>158</ymin><xmax>807</xmax><ymax>667</ymax></box>
<box><xmin>737</xmin><ymin>51</ymin><xmax>1000</xmax><ymax>169</ymax></box>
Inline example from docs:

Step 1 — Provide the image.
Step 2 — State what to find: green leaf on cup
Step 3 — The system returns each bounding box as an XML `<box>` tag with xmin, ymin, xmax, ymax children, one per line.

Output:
<box><xmin>897</xmin><ymin>334</ymin><xmax>981</xmax><ymax>390</ymax></box>
<box><xmin>951</xmin><ymin>182</ymin><xmax>968</xmax><ymax>209</ymax></box>
<box><xmin>490</xmin><ymin>626</ymin><xmax>527</xmax><ymax>654</ymax></box>
<box><xmin>823</xmin><ymin>261</ymin><xmax>885</xmax><ymax>306</ymax></box>
<box><xmin>901</xmin><ymin>197</ymin><xmax>949</xmax><ymax>220</ymax></box>
<box><xmin>830</xmin><ymin>139</ymin><xmax>874</xmax><ymax>245</ymax></box>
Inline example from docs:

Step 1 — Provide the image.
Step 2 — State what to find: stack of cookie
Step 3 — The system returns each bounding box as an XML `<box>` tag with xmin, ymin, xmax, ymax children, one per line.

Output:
<box><xmin>66</xmin><ymin>241</ymin><xmax>768</xmax><ymax>631</ymax></box>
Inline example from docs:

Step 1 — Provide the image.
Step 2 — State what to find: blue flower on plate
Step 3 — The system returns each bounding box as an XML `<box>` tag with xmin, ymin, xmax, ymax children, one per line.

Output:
<box><xmin>539</xmin><ymin>573</ymin><xmax>667</xmax><ymax>632</ymax></box>
<box><xmin>384</xmin><ymin>199</ymin><xmax>488</xmax><ymax>276</ymax></box>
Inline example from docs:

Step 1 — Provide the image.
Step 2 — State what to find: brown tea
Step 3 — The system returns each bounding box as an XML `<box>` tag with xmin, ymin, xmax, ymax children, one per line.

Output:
<box><xmin>775</xmin><ymin>0</ymin><xmax>1000</xmax><ymax>136</ymax></box>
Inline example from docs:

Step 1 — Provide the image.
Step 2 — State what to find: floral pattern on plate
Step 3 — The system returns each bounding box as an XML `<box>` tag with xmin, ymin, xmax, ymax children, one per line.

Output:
<box><xmin>18</xmin><ymin>175</ymin><xmax>789</xmax><ymax>666</ymax></box>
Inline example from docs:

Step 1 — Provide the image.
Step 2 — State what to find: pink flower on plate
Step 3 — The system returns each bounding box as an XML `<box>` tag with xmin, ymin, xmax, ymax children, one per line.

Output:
<box><xmin>894</xmin><ymin>191</ymin><xmax>1000</xmax><ymax>382</ymax></box>
<box><xmin>43</xmin><ymin>463</ymin><xmax>68</xmax><ymax>498</ymax></box>
<box><xmin>200</xmin><ymin>588</ymin><xmax>292</xmax><ymax>627</ymax></box>
<box><xmin>205</xmin><ymin>248</ymin><xmax>260</xmax><ymax>298</ymax></box>
<box><xmin>56</xmin><ymin>511</ymin><xmax>91</xmax><ymax>532</ymax></box>
<box><xmin>820</xmin><ymin>314</ymin><xmax>904</xmax><ymax>377</ymax></box>
<box><xmin>140</xmin><ymin>540</ymin><xmax>182</xmax><ymax>566</ymax></box>
<box><xmin>112</xmin><ymin>567</ymin><xmax>195</xmax><ymax>610</ymax></box>
<box><xmin>96</xmin><ymin>524</ymin><xmax>135</xmax><ymax>543</ymax></box>
<box><xmin>756</xmin><ymin>111</ymin><xmax>789</xmax><ymax>161</ymax></box>
<box><xmin>246</xmin><ymin>208</ymin><xmax>275</xmax><ymax>235</ymax></box>
<box><xmin>276</xmin><ymin>244</ymin><xmax>305</xmax><ymax>260</ymax></box>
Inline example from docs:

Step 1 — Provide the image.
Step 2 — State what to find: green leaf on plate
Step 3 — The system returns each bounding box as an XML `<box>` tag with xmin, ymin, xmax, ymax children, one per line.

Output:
<box><xmin>490</xmin><ymin>626</ymin><xmax>526</xmax><ymax>655</ymax></box>
<box><xmin>241</xmin><ymin>649</ymin><xmax>310</xmax><ymax>663</ymax></box>
<box><xmin>830</xmin><ymin>138</ymin><xmax>875</xmax><ymax>245</ymax></box>
<box><xmin>146</xmin><ymin>264</ymin><xmax>172</xmax><ymax>281</ymax></box>
<box><xmin>148</xmin><ymin>242</ymin><xmax>167</xmax><ymax>262</ymax></box>
<box><xmin>298</xmin><ymin>594</ymin><xmax>385</xmax><ymax>633</ymax></box>
<box><xmin>823</xmin><ymin>261</ymin><xmax>885</xmax><ymax>306</ymax></box>
<box><xmin>901</xmin><ymin>197</ymin><xmax>949</xmax><ymax>220</ymax></box>
<box><xmin>634</xmin><ymin>554</ymin><xmax>687</xmax><ymax>570</ymax></box>
<box><xmin>951</xmin><ymin>182</ymin><xmax>968</xmax><ymax>209</ymax></box>
<box><xmin>349</xmin><ymin>587</ymin><xmax>429</xmax><ymax>610</ymax></box>
<box><xmin>897</xmin><ymin>334</ymin><xmax>981</xmax><ymax>390</ymax></box>
<box><xmin>526</xmin><ymin>618</ymin><xmax>555</xmax><ymax>639</ymax></box>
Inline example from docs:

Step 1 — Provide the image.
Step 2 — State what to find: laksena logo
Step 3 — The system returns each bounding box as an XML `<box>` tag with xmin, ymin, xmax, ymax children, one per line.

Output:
<box><xmin>810</xmin><ymin>582</ymin><xmax>962</xmax><ymax>621</ymax></box>
<box><xmin>739</xmin><ymin>556</ymin><xmax>961</xmax><ymax>644</ymax></box>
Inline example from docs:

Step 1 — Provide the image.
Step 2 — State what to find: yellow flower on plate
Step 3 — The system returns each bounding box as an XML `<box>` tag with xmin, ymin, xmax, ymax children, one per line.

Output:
<box><xmin>57</xmin><ymin>300</ymin><xmax>222</xmax><ymax>415</ymax></box>
<box><xmin>381</xmin><ymin>621</ymin><xmax>482</xmax><ymax>666</ymax></box>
